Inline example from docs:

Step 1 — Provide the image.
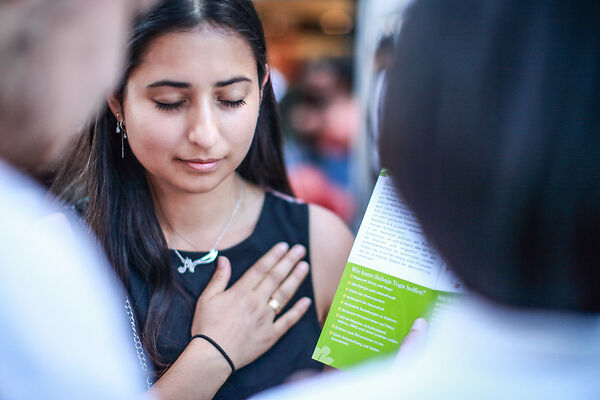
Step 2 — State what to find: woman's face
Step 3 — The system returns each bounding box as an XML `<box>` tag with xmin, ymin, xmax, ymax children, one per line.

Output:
<box><xmin>118</xmin><ymin>26</ymin><xmax>263</xmax><ymax>194</ymax></box>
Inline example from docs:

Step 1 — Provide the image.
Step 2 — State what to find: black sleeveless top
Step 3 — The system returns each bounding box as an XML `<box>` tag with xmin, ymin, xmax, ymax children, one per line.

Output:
<box><xmin>128</xmin><ymin>191</ymin><xmax>324</xmax><ymax>399</ymax></box>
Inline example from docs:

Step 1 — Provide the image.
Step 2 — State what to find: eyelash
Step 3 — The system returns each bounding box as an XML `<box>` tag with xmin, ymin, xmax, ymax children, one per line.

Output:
<box><xmin>154</xmin><ymin>99</ymin><xmax>247</xmax><ymax>111</ymax></box>
<box><xmin>220</xmin><ymin>99</ymin><xmax>247</xmax><ymax>109</ymax></box>
<box><xmin>155</xmin><ymin>101</ymin><xmax>184</xmax><ymax>111</ymax></box>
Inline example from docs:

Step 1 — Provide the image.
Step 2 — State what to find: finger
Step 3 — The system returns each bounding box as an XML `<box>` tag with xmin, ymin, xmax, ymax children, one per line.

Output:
<box><xmin>201</xmin><ymin>256</ymin><xmax>232</xmax><ymax>298</ymax></box>
<box><xmin>273</xmin><ymin>297</ymin><xmax>312</xmax><ymax>335</ymax></box>
<box><xmin>234</xmin><ymin>242</ymin><xmax>289</xmax><ymax>290</ymax></box>
<box><xmin>268</xmin><ymin>261</ymin><xmax>309</xmax><ymax>312</ymax></box>
<box><xmin>396</xmin><ymin>317</ymin><xmax>428</xmax><ymax>362</ymax></box>
<box><xmin>256</xmin><ymin>244</ymin><xmax>306</xmax><ymax>297</ymax></box>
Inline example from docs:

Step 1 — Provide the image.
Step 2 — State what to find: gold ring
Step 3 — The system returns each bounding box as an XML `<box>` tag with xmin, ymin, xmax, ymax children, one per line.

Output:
<box><xmin>268</xmin><ymin>297</ymin><xmax>281</xmax><ymax>314</ymax></box>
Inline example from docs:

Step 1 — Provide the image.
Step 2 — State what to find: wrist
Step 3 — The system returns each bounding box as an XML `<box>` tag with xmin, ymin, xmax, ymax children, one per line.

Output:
<box><xmin>188</xmin><ymin>335</ymin><xmax>234</xmax><ymax>378</ymax></box>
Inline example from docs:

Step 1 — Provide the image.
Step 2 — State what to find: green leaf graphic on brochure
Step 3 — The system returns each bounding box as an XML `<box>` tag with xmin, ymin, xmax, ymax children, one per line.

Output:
<box><xmin>312</xmin><ymin>345</ymin><xmax>334</xmax><ymax>364</ymax></box>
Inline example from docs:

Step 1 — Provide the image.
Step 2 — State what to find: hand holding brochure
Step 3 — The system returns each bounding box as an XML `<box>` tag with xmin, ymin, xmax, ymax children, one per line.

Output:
<box><xmin>312</xmin><ymin>171</ymin><xmax>463</xmax><ymax>369</ymax></box>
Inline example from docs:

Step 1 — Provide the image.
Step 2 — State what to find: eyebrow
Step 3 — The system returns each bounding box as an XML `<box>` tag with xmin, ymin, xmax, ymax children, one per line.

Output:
<box><xmin>146</xmin><ymin>80</ymin><xmax>191</xmax><ymax>89</ymax></box>
<box><xmin>146</xmin><ymin>76</ymin><xmax>252</xmax><ymax>89</ymax></box>
<box><xmin>215</xmin><ymin>76</ymin><xmax>252</xmax><ymax>87</ymax></box>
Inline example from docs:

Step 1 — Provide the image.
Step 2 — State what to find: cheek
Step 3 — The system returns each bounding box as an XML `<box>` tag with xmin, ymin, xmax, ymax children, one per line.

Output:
<box><xmin>124</xmin><ymin>102</ymin><xmax>181</xmax><ymax>167</ymax></box>
<box><xmin>223</xmin><ymin>105</ymin><xmax>261</xmax><ymax>159</ymax></box>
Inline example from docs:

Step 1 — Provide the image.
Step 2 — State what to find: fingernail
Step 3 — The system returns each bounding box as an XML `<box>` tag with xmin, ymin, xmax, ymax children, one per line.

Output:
<box><xmin>296</xmin><ymin>261</ymin><xmax>309</xmax><ymax>273</ymax></box>
<box><xmin>411</xmin><ymin>317</ymin><xmax>428</xmax><ymax>331</ymax></box>
<box><xmin>291</xmin><ymin>244</ymin><xmax>306</xmax><ymax>256</ymax></box>
<box><xmin>276</xmin><ymin>242</ymin><xmax>289</xmax><ymax>253</ymax></box>
<box><xmin>300</xmin><ymin>297</ymin><xmax>312</xmax><ymax>307</ymax></box>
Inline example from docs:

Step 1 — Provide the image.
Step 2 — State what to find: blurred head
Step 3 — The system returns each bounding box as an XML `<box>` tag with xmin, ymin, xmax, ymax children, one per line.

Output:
<box><xmin>0</xmin><ymin>0</ymin><xmax>140</xmax><ymax>176</ymax></box>
<box><xmin>380</xmin><ymin>0</ymin><xmax>600</xmax><ymax>311</ymax></box>
<box><xmin>300</xmin><ymin>58</ymin><xmax>353</xmax><ymax>107</ymax></box>
<box><xmin>285</xmin><ymin>57</ymin><xmax>356</xmax><ymax>148</ymax></box>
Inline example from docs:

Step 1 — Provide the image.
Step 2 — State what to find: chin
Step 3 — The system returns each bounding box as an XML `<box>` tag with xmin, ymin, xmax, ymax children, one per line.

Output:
<box><xmin>177</xmin><ymin>176</ymin><xmax>225</xmax><ymax>194</ymax></box>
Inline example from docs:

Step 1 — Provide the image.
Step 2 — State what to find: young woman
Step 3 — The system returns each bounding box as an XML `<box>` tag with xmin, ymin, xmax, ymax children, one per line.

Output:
<box><xmin>51</xmin><ymin>0</ymin><xmax>353</xmax><ymax>399</ymax></box>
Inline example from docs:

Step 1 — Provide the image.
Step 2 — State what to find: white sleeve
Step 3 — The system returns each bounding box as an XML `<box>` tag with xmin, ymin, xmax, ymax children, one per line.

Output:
<box><xmin>0</xmin><ymin>173</ymin><xmax>147</xmax><ymax>399</ymax></box>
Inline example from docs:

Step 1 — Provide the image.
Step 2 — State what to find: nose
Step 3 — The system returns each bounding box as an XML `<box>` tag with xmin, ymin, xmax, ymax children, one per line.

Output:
<box><xmin>187</xmin><ymin>98</ymin><xmax>219</xmax><ymax>148</ymax></box>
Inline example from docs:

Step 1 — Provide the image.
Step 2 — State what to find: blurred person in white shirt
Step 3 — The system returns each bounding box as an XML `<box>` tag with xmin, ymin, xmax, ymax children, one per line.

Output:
<box><xmin>0</xmin><ymin>0</ymin><xmax>156</xmax><ymax>398</ymax></box>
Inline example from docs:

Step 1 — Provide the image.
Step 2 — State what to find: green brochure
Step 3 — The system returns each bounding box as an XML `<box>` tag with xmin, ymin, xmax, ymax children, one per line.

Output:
<box><xmin>312</xmin><ymin>171</ymin><xmax>463</xmax><ymax>370</ymax></box>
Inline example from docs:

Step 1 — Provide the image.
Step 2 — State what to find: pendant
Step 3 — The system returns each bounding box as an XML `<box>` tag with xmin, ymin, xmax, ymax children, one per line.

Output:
<box><xmin>177</xmin><ymin>257</ymin><xmax>196</xmax><ymax>274</ymax></box>
<box><xmin>177</xmin><ymin>249</ymin><xmax>219</xmax><ymax>274</ymax></box>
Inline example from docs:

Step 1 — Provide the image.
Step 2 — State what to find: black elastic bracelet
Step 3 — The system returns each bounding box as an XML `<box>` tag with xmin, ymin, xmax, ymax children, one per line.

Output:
<box><xmin>190</xmin><ymin>334</ymin><xmax>236</xmax><ymax>374</ymax></box>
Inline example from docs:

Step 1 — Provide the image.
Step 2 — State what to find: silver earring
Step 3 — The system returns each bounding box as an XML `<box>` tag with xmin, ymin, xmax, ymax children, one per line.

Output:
<box><xmin>116</xmin><ymin>115</ymin><xmax>127</xmax><ymax>159</ymax></box>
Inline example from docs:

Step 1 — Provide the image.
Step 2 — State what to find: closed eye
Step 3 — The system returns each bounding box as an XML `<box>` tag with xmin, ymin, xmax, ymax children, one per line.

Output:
<box><xmin>220</xmin><ymin>99</ymin><xmax>247</xmax><ymax>109</ymax></box>
<box><xmin>155</xmin><ymin>100</ymin><xmax>185</xmax><ymax>111</ymax></box>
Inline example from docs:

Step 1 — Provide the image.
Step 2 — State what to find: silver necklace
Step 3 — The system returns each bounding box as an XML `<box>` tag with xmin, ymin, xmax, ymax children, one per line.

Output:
<box><xmin>173</xmin><ymin>181</ymin><xmax>245</xmax><ymax>274</ymax></box>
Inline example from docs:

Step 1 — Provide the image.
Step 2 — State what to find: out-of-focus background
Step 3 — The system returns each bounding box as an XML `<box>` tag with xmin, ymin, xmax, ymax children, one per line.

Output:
<box><xmin>254</xmin><ymin>0</ymin><xmax>412</xmax><ymax>230</ymax></box>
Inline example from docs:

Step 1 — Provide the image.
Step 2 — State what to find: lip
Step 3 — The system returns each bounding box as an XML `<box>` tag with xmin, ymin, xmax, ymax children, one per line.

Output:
<box><xmin>179</xmin><ymin>158</ymin><xmax>221</xmax><ymax>172</ymax></box>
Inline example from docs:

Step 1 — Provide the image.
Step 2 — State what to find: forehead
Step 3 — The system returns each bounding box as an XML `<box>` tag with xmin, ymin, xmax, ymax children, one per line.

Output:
<box><xmin>131</xmin><ymin>25</ymin><xmax>258</xmax><ymax>85</ymax></box>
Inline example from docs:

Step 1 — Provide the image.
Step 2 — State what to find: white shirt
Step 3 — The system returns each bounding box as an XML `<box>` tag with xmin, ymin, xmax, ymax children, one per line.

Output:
<box><xmin>0</xmin><ymin>161</ymin><xmax>146</xmax><ymax>399</ymax></box>
<box><xmin>254</xmin><ymin>296</ymin><xmax>600</xmax><ymax>399</ymax></box>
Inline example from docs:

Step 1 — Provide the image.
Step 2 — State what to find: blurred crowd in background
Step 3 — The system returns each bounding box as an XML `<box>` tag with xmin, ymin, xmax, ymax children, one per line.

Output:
<box><xmin>254</xmin><ymin>0</ymin><xmax>408</xmax><ymax>229</ymax></box>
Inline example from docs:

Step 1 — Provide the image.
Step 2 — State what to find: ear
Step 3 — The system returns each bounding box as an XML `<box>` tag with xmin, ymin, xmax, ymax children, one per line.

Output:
<box><xmin>259</xmin><ymin>64</ymin><xmax>270</xmax><ymax>102</ymax></box>
<box><xmin>107</xmin><ymin>95</ymin><xmax>123</xmax><ymax>122</ymax></box>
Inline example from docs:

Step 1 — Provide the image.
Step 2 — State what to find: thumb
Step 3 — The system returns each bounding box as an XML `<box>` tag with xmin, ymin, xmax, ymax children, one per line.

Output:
<box><xmin>396</xmin><ymin>317</ymin><xmax>428</xmax><ymax>362</ymax></box>
<box><xmin>202</xmin><ymin>256</ymin><xmax>232</xmax><ymax>298</ymax></box>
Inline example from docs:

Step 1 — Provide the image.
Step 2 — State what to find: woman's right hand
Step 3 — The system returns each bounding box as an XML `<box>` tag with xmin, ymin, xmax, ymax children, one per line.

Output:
<box><xmin>190</xmin><ymin>242</ymin><xmax>311</xmax><ymax>370</ymax></box>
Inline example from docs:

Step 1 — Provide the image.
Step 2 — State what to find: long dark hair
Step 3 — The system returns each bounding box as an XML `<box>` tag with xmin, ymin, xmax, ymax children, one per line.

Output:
<box><xmin>380</xmin><ymin>0</ymin><xmax>600</xmax><ymax>311</ymax></box>
<box><xmin>51</xmin><ymin>0</ymin><xmax>292</xmax><ymax>373</ymax></box>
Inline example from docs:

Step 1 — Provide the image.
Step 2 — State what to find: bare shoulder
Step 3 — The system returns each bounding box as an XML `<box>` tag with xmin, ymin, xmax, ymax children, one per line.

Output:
<box><xmin>308</xmin><ymin>204</ymin><xmax>354</xmax><ymax>324</ymax></box>
<box><xmin>308</xmin><ymin>204</ymin><xmax>354</xmax><ymax>248</ymax></box>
